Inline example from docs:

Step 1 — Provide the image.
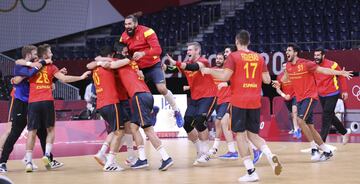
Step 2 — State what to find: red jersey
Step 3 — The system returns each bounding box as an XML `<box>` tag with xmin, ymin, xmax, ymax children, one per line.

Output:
<box><xmin>116</xmin><ymin>60</ymin><xmax>150</xmax><ymax>97</ymax></box>
<box><xmin>92</xmin><ymin>67</ymin><xmax>119</xmax><ymax>109</ymax></box>
<box><xmin>224</xmin><ymin>50</ymin><xmax>268</xmax><ymax>109</ymax></box>
<box><xmin>286</xmin><ymin>58</ymin><xmax>319</xmax><ymax>102</ymax></box>
<box><xmin>277</xmin><ymin>72</ymin><xmax>295</xmax><ymax>99</ymax></box>
<box><xmin>212</xmin><ymin>66</ymin><xmax>231</xmax><ymax>105</ymax></box>
<box><xmin>314</xmin><ymin>59</ymin><xmax>348</xmax><ymax>96</ymax></box>
<box><xmin>120</xmin><ymin>25</ymin><xmax>162</xmax><ymax>69</ymax></box>
<box><xmin>28</xmin><ymin>64</ymin><xmax>58</xmax><ymax>103</ymax></box>
<box><xmin>180</xmin><ymin>57</ymin><xmax>217</xmax><ymax>100</ymax></box>
<box><xmin>114</xmin><ymin>73</ymin><xmax>129</xmax><ymax>101</ymax></box>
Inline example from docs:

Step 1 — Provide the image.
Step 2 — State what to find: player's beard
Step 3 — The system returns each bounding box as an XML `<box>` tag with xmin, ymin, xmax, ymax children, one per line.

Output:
<box><xmin>314</xmin><ymin>58</ymin><xmax>322</xmax><ymax>64</ymax></box>
<box><xmin>126</xmin><ymin>27</ymin><xmax>135</xmax><ymax>37</ymax></box>
<box><xmin>215</xmin><ymin>62</ymin><xmax>223</xmax><ymax>67</ymax></box>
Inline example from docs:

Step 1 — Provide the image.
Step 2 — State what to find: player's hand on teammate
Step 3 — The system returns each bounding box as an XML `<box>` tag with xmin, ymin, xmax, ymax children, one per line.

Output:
<box><xmin>81</xmin><ymin>71</ymin><xmax>92</xmax><ymax>79</ymax></box>
<box><xmin>341</xmin><ymin>67</ymin><xmax>353</xmax><ymax>80</ymax></box>
<box><xmin>137</xmin><ymin>70</ymin><xmax>145</xmax><ymax>79</ymax></box>
<box><xmin>217</xmin><ymin>82</ymin><xmax>228</xmax><ymax>90</ymax></box>
<box><xmin>59</xmin><ymin>67</ymin><xmax>67</xmax><ymax>74</ymax></box>
<box><xmin>165</xmin><ymin>54</ymin><xmax>176</xmax><ymax>65</ymax></box>
<box><xmin>271</xmin><ymin>80</ymin><xmax>280</xmax><ymax>89</ymax></box>
<box><xmin>133</xmin><ymin>51</ymin><xmax>145</xmax><ymax>61</ymax></box>
<box><xmin>183</xmin><ymin>85</ymin><xmax>190</xmax><ymax>91</ymax></box>
<box><xmin>341</xmin><ymin>92</ymin><xmax>348</xmax><ymax>100</ymax></box>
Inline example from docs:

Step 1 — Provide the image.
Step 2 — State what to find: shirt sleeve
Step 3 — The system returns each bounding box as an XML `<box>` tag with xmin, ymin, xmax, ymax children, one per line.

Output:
<box><xmin>143</xmin><ymin>29</ymin><xmax>162</xmax><ymax>56</ymax></box>
<box><xmin>333</xmin><ymin>62</ymin><xmax>348</xmax><ymax>92</ymax></box>
<box><xmin>305</xmin><ymin>61</ymin><xmax>318</xmax><ymax>72</ymax></box>
<box><xmin>14</xmin><ymin>65</ymin><xmax>39</xmax><ymax>77</ymax></box>
<box><xmin>224</xmin><ymin>54</ymin><xmax>235</xmax><ymax>72</ymax></box>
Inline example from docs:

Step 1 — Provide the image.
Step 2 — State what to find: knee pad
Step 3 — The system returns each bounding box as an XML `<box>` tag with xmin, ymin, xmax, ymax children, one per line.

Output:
<box><xmin>194</xmin><ymin>115</ymin><xmax>207</xmax><ymax>132</ymax></box>
<box><xmin>184</xmin><ymin>116</ymin><xmax>194</xmax><ymax>133</ymax></box>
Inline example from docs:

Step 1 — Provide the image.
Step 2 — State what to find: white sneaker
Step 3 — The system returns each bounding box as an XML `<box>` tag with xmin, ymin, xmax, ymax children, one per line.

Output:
<box><xmin>103</xmin><ymin>162</ymin><xmax>124</xmax><ymax>172</ymax></box>
<box><xmin>207</xmin><ymin>148</ymin><xmax>218</xmax><ymax>158</ymax></box>
<box><xmin>311</xmin><ymin>149</ymin><xmax>321</xmax><ymax>161</ymax></box>
<box><xmin>94</xmin><ymin>152</ymin><xmax>106</xmax><ymax>166</ymax></box>
<box><xmin>326</xmin><ymin>144</ymin><xmax>337</xmax><ymax>152</ymax></box>
<box><xmin>22</xmin><ymin>158</ymin><xmax>38</xmax><ymax>170</ymax></box>
<box><xmin>193</xmin><ymin>154</ymin><xmax>210</xmax><ymax>166</ymax></box>
<box><xmin>25</xmin><ymin>162</ymin><xmax>34</xmax><ymax>173</ymax></box>
<box><xmin>271</xmin><ymin>155</ymin><xmax>282</xmax><ymax>176</ymax></box>
<box><xmin>342</xmin><ymin>129</ymin><xmax>351</xmax><ymax>145</ymax></box>
<box><xmin>48</xmin><ymin>160</ymin><xmax>64</xmax><ymax>170</ymax></box>
<box><xmin>124</xmin><ymin>156</ymin><xmax>137</xmax><ymax>166</ymax></box>
<box><xmin>300</xmin><ymin>147</ymin><xmax>312</xmax><ymax>153</ymax></box>
<box><xmin>238</xmin><ymin>172</ymin><xmax>259</xmax><ymax>182</ymax></box>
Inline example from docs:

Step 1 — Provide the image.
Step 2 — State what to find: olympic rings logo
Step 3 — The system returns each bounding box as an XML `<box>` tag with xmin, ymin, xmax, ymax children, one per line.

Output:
<box><xmin>352</xmin><ymin>85</ymin><xmax>360</xmax><ymax>101</ymax></box>
<box><xmin>0</xmin><ymin>0</ymin><xmax>47</xmax><ymax>13</ymax></box>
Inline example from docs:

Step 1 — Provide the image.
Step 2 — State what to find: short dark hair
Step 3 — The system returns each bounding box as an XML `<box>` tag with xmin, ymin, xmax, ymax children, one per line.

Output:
<box><xmin>314</xmin><ymin>47</ymin><xmax>326</xmax><ymax>55</ymax></box>
<box><xmin>236</xmin><ymin>30</ymin><xmax>250</xmax><ymax>45</ymax></box>
<box><xmin>99</xmin><ymin>46</ymin><xmax>114</xmax><ymax>57</ymax></box>
<box><xmin>21</xmin><ymin>45</ymin><xmax>37</xmax><ymax>58</ymax></box>
<box><xmin>216</xmin><ymin>52</ymin><xmax>225</xmax><ymax>57</ymax></box>
<box><xmin>37</xmin><ymin>44</ymin><xmax>51</xmax><ymax>58</ymax></box>
<box><xmin>287</xmin><ymin>43</ymin><xmax>301</xmax><ymax>53</ymax></box>
<box><xmin>224</xmin><ymin>46</ymin><xmax>234</xmax><ymax>51</ymax></box>
<box><xmin>113</xmin><ymin>42</ymin><xmax>127</xmax><ymax>53</ymax></box>
<box><xmin>125</xmin><ymin>14</ymin><xmax>138</xmax><ymax>23</ymax></box>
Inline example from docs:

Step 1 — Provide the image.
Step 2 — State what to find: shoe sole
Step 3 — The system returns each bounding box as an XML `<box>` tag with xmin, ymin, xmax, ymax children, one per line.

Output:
<box><xmin>103</xmin><ymin>168</ymin><xmax>124</xmax><ymax>172</ymax></box>
<box><xmin>159</xmin><ymin>161</ymin><xmax>174</xmax><ymax>171</ymax></box>
<box><xmin>42</xmin><ymin>156</ymin><xmax>51</xmax><ymax>170</ymax></box>
<box><xmin>51</xmin><ymin>163</ymin><xmax>64</xmax><ymax>170</ymax></box>
<box><xmin>25</xmin><ymin>167</ymin><xmax>33</xmax><ymax>173</ymax></box>
<box><xmin>272</xmin><ymin>155</ymin><xmax>282</xmax><ymax>176</ymax></box>
<box><xmin>218</xmin><ymin>157</ymin><xmax>239</xmax><ymax>160</ymax></box>
<box><xmin>131</xmin><ymin>164</ymin><xmax>149</xmax><ymax>169</ymax></box>
<box><xmin>94</xmin><ymin>156</ymin><xmax>105</xmax><ymax>167</ymax></box>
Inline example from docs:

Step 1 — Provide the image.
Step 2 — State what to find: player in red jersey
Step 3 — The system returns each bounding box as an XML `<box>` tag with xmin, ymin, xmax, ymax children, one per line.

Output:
<box><xmin>120</xmin><ymin>14</ymin><xmax>184</xmax><ymax>127</ymax></box>
<box><xmin>202</xmin><ymin>30</ymin><xmax>282</xmax><ymax>182</ymax></box>
<box><xmin>95</xmin><ymin>42</ymin><xmax>173</xmax><ymax>171</ymax></box>
<box><xmin>274</xmin><ymin>63</ymin><xmax>301</xmax><ymax>139</ymax></box>
<box><xmin>165</xmin><ymin>42</ymin><xmax>217</xmax><ymax>165</ymax></box>
<box><xmin>280</xmin><ymin>43</ymin><xmax>352</xmax><ymax>162</ymax></box>
<box><xmin>24</xmin><ymin>44</ymin><xmax>90</xmax><ymax>172</ymax></box>
<box><xmin>86</xmin><ymin>46</ymin><xmax>128</xmax><ymax>172</ymax></box>
<box><xmin>313</xmin><ymin>48</ymin><xmax>351</xmax><ymax>144</ymax></box>
<box><xmin>206</xmin><ymin>53</ymin><xmax>238</xmax><ymax>160</ymax></box>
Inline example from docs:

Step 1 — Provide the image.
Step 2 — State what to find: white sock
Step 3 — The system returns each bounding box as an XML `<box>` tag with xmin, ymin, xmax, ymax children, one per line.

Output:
<box><xmin>243</xmin><ymin>156</ymin><xmax>255</xmax><ymax>171</ymax></box>
<box><xmin>157</xmin><ymin>145</ymin><xmax>170</xmax><ymax>161</ymax></box>
<box><xmin>227</xmin><ymin>141</ymin><xmax>236</xmax><ymax>152</ymax></box>
<box><xmin>25</xmin><ymin>150</ymin><xmax>33</xmax><ymax>163</ymax></box>
<box><xmin>124</xmin><ymin>134</ymin><xmax>136</xmax><ymax>157</ymax></box>
<box><xmin>260</xmin><ymin>145</ymin><xmax>274</xmax><ymax>166</ymax></box>
<box><xmin>319</xmin><ymin>144</ymin><xmax>331</xmax><ymax>153</ymax></box>
<box><xmin>200</xmin><ymin>140</ymin><xmax>209</xmax><ymax>154</ymax></box>
<box><xmin>212</xmin><ymin>138</ymin><xmax>220</xmax><ymax>150</ymax></box>
<box><xmin>99</xmin><ymin>143</ymin><xmax>109</xmax><ymax>155</ymax></box>
<box><xmin>310</xmin><ymin>141</ymin><xmax>318</xmax><ymax>149</ymax></box>
<box><xmin>249</xmin><ymin>141</ymin><xmax>257</xmax><ymax>150</ymax></box>
<box><xmin>138</xmin><ymin>145</ymin><xmax>147</xmax><ymax>160</ymax></box>
<box><xmin>107</xmin><ymin>152</ymin><xmax>115</xmax><ymax>163</ymax></box>
<box><xmin>45</xmin><ymin>143</ymin><xmax>52</xmax><ymax>156</ymax></box>
<box><xmin>193</xmin><ymin>139</ymin><xmax>201</xmax><ymax>154</ymax></box>
<box><xmin>164</xmin><ymin>90</ymin><xmax>179</xmax><ymax>111</ymax></box>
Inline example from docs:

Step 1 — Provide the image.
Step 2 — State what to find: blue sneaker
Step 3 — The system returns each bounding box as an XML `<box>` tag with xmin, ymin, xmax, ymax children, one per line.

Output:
<box><xmin>159</xmin><ymin>157</ymin><xmax>174</xmax><ymax>171</ymax></box>
<box><xmin>293</xmin><ymin>129</ymin><xmax>302</xmax><ymax>139</ymax></box>
<box><xmin>131</xmin><ymin>159</ymin><xmax>149</xmax><ymax>169</ymax></box>
<box><xmin>150</xmin><ymin>106</ymin><xmax>160</xmax><ymax>126</ymax></box>
<box><xmin>174</xmin><ymin>111</ymin><xmax>184</xmax><ymax>128</ymax></box>
<box><xmin>218</xmin><ymin>152</ymin><xmax>239</xmax><ymax>160</ymax></box>
<box><xmin>253</xmin><ymin>149</ymin><xmax>263</xmax><ymax>164</ymax></box>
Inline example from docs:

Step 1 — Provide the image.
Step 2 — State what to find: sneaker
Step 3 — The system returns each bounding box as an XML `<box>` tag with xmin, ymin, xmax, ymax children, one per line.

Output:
<box><xmin>293</xmin><ymin>129</ymin><xmax>302</xmax><ymax>139</ymax></box>
<box><xmin>94</xmin><ymin>152</ymin><xmax>106</xmax><ymax>166</ymax></box>
<box><xmin>193</xmin><ymin>154</ymin><xmax>210</xmax><ymax>166</ymax></box>
<box><xmin>124</xmin><ymin>156</ymin><xmax>137</xmax><ymax>166</ymax></box>
<box><xmin>174</xmin><ymin>111</ymin><xmax>184</xmax><ymax>128</ymax></box>
<box><xmin>207</xmin><ymin>148</ymin><xmax>218</xmax><ymax>158</ymax></box>
<box><xmin>311</xmin><ymin>149</ymin><xmax>321</xmax><ymax>161</ymax></box>
<box><xmin>103</xmin><ymin>162</ymin><xmax>124</xmax><ymax>172</ymax></box>
<box><xmin>253</xmin><ymin>149</ymin><xmax>263</xmax><ymax>164</ymax></box>
<box><xmin>319</xmin><ymin>151</ymin><xmax>333</xmax><ymax>161</ymax></box>
<box><xmin>25</xmin><ymin>162</ymin><xmax>34</xmax><ymax>173</ymax></box>
<box><xmin>22</xmin><ymin>157</ymin><xmax>38</xmax><ymax>170</ymax></box>
<box><xmin>271</xmin><ymin>155</ymin><xmax>282</xmax><ymax>176</ymax></box>
<box><xmin>131</xmin><ymin>159</ymin><xmax>149</xmax><ymax>169</ymax></box>
<box><xmin>327</xmin><ymin>144</ymin><xmax>337</xmax><ymax>152</ymax></box>
<box><xmin>288</xmin><ymin>129</ymin><xmax>294</xmax><ymax>134</ymax></box>
<box><xmin>218</xmin><ymin>152</ymin><xmax>239</xmax><ymax>160</ymax></box>
<box><xmin>238</xmin><ymin>172</ymin><xmax>259</xmax><ymax>182</ymax></box>
<box><xmin>342</xmin><ymin>129</ymin><xmax>351</xmax><ymax>145</ymax></box>
<box><xmin>0</xmin><ymin>163</ymin><xmax>7</xmax><ymax>173</ymax></box>
<box><xmin>48</xmin><ymin>160</ymin><xmax>64</xmax><ymax>170</ymax></box>
<box><xmin>158</xmin><ymin>157</ymin><xmax>174</xmax><ymax>171</ymax></box>
<box><xmin>42</xmin><ymin>155</ymin><xmax>52</xmax><ymax>170</ymax></box>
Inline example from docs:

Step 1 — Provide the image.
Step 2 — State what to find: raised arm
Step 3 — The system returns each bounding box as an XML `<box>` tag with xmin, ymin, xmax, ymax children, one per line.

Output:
<box><xmin>54</xmin><ymin>71</ymin><xmax>91</xmax><ymax>83</ymax></box>
<box><xmin>316</xmin><ymin>66</ymin><xmax>353</xmax><ymax>79</ymax></box>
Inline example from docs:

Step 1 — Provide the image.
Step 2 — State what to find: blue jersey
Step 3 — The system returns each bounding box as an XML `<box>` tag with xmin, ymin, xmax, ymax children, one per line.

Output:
<box><xmin>13</xmin><ymin>65</ymin><xmax>39</xmax><ymax>102</ymax></box>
